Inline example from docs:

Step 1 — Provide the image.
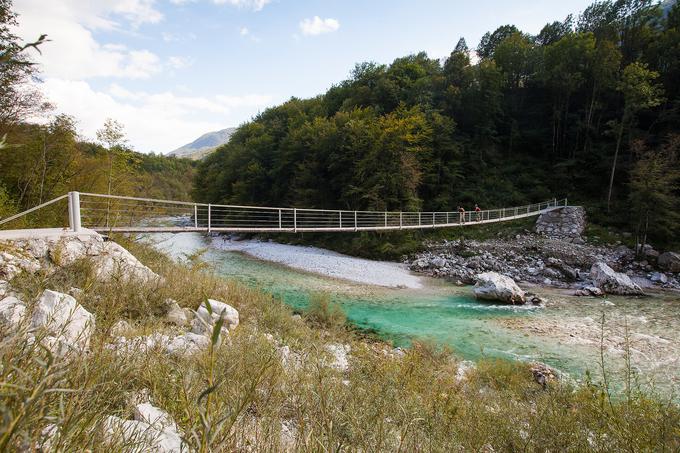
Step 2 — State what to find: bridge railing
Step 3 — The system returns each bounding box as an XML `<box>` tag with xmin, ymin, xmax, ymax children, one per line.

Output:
<box><xmin>0</xmin><ymin>192</ymin><xmax>567</xmax><ymax>233</ymax></box>
<box><xmin>64</xmin><ymin>192</ymin><xmax>566</xmax><ymax>233</ymax></box>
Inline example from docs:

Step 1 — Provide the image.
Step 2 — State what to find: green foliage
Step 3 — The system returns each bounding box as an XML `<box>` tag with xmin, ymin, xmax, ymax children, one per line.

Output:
<box><xmin>628</xmin><ymin>135</ymin><xmax>680</xmax><ymax>249</ymax></box>
<box><xmin>193</xmin><ymin>0</ymin><xmax>680</xmax><ymax>249</ymax></box>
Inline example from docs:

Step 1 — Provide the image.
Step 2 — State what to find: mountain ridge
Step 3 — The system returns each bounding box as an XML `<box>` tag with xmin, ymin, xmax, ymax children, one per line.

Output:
<box><xmin>167</xmin><ymin>127</ymin><xmax>236</xmax><ymax>160</ymax></box>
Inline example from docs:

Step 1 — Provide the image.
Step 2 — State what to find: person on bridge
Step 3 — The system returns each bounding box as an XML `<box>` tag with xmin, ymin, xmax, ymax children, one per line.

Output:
<box><xmin>458</xmin><ymin>206</ymin><xmax>465</xmax><ymax>224</ymax></box>
<box><xmin>475</xmin><ymin>204</ymin><xmax>482</xmax><ymax>221</ymax></box>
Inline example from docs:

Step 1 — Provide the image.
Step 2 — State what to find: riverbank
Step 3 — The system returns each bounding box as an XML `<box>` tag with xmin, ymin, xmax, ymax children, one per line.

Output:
<box><xmin>405</xmin><ymin>233</ymin><xmax>680</xmax><ymax>293</ymax></box>
<box><xmin>210</xmin><ymin>235</ymin><xmax>424</xmax><ymax>289</ymax></box>
<box><xmin>1</xmin><ymin>232</ymin><xmax>680</xmax><ymax>450</ymax></box>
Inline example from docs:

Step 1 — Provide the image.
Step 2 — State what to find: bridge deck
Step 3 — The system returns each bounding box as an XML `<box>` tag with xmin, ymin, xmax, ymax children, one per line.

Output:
<box><xmin>1</xmin><ymin>192</ymin><xmax>568</xmax><ymax>236</ymax></box>
<box><xmin>93</xmin><ymin>210</ymin><xmax>552</xmax><ymax>233</ymax></box>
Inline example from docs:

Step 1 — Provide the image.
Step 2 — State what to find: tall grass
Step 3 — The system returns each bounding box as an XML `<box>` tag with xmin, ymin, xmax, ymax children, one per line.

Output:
<box><xmin>0</xmin><ymin>238</ymin><xmax>678</xmax><ymax>451</ymax></box>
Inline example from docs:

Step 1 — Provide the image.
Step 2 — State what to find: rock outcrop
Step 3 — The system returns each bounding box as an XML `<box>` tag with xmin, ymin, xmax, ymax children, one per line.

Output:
<box><xmin>535</xmin><ymin>206</ymin><xmax>586</xmax><ymax>241</ymax></box>
<box><xmin>590</xmin><ymin>262</ymin><xmax>644</xmax><ymax>296</ymax></box>
<box><xmin>658</xmin><ymin>252</ymin><xmax>680</xmax><ymax>273</ymax></box>
<box><xmin>30</xmin><ymin>289</ymin><xmax>95</xmax><ymax>355</ymax></box>
<box><xmin>473</xmin><ymin>272</ymin><xmax>525</xmax><ymax>304</ymax></box>
<box><xmin>1</xmin><ymin>234</ymin><xmax>160</xmax><ymax>282</ymax></box>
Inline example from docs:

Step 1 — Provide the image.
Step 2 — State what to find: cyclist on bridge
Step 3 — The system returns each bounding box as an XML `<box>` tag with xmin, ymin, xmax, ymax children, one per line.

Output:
<box><xmin>475</xmin><ymin>204</ymin><xmax>482</xmax><ymax>221</ymax></box>
<box><xmin>458</xmin><ymin>206</ymin><xmax>465</xmax><ymax>224</ymax></box>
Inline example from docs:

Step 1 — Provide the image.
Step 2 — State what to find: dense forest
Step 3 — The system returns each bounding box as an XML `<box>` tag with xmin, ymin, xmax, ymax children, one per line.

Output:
<box><xmin>0</xmin><ymin>0</ymin><xmax>195</xmax><ymax>226</ymax></box>
<box><xmin>195</xmin><ymin>0</ymin><xmax>680</xmax><ymax>249</ymax></box>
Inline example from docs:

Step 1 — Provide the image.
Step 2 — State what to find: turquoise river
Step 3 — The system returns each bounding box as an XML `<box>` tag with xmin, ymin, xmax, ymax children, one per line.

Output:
<box><xmin>150</xmin><ymin>232</ymin><xmax>680</xmax><ymax>394</ymax></box>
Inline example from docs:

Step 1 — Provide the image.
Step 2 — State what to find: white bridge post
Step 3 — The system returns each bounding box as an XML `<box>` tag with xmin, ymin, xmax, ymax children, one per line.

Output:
<box><xmin>279</xmin><ymin>209</ymin><xmax>282</xmax><ymax>230</ymax></box>
<box><xmin>208</xmin><ymin>204</ymin><xmax>211</xmax><ymax>232</ymax></box>
<box><xmin>68</xmin><ymin>191</ymin><xmax>81</xmax><ymax>233</ymax></box>
<box><xmin>354</xmin><ymin>211</ymin><xmax>357</xmax><ymax>232</ymax></box>
<box><xmin>194</xmin><ymin>205</ymin><xmax>198</xmax><ymax>228</ymax></box>
<box><xmin>400</xmin><ymin>212</ymin><xmax>403</xmax><ymax>229</ymax></box>
<box><xmin>294</xmin><ymin>208</ymin><xmax>297</xmax><ymax>232</ymax></box>
<box><xmin>339</xmin><ymin>211</ymin><xmax>342</xmax><ymax>229</ymax></box>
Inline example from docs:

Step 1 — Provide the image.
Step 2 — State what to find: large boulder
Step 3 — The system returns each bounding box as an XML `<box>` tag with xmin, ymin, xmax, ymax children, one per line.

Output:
<box><xmin>191</xmin><ymin>299</ymin><xmax>239</xmax><ymax>336</ymax></box>
<box><xmin>658</xmin><ymin>252</ymin><xmax>680</xmax><ymax>273</ymax></box>
<box><xmin>473</xmin><ymin>272</ymin><xmax>525</xmax><ymax>304</ymax></box>
<box><xmin>90</xmin><ymin>241</ymin><xmax>160</xmax><ymax>282</ymax></box>
<box><xmin>30</xmin><ymin>289</ymin><xmax>95</xmax><ymax>354</ymax></box>
<box><xmin>590</xmin><ymin>262</ymin><xmax>644</xmax><ymax>296</ymax></box>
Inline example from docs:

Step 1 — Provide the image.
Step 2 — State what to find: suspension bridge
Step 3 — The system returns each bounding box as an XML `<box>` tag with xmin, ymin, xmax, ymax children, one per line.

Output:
<box><xmin>0</xmin><ymin>192</ymin><xmax>568</xmax><ymax>236</ymax></box>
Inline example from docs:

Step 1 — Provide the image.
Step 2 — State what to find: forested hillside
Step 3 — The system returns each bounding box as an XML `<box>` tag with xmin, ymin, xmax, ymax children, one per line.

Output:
<box><xmin>0</xmin><ymin>1</ymin><xmax>195</xmax><ymax>225</ymax></box>
<box><xmin>195</xmin><ymin>0</ymin><xmax>680</xmax><ymax>248</ymax></box>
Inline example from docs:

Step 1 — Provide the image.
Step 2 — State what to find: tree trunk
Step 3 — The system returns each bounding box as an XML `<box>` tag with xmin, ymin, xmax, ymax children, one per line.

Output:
<box><xmin>106</xmin><ymin>150</ymin><xmax>113</xmax><ymax>228</ymax></box>
<box><xmin>607</xmin><ymin>115</ymin><xmax>626</xmax><ymax>212</ymax></box>
<box><xmin>584</xmin><ymin>83</ymin><xmax>597</xmax><ymax>154</ymax></box>
<box><xmin>38</xmin><ymin>135</ymin><xmax>47</xmax><ymax>204</ymax></box>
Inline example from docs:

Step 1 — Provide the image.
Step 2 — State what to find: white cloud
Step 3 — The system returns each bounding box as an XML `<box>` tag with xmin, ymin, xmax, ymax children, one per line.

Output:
<box><xmin>212</xmin><ymin>0</ymin><xmax>271</xmax><ymax>12</ymax></box>
<box><xmin>162</xmin><ymin>31</ymin><xmax>197</xmax><ymax>42</ymax></box>
<box><xmin>39</xmin><ymin>78</ymin><xmax>274</xmax><ymax>152</ymax></box>
<box><xmin>168</xmin><ymin>56</ymin><xmax>191</xmax><ymax>70</ymax></box>
<box><xmin>13</xmin><ymin>0</ymin><xmax>163</xmax><ymax>79</ymax></box>
<box><xmin>299</xmin><ymin>16</ymin><xmax>340</xmax><ymax>36</ymax></box>
<box><xmin>240</xmin><ymin>27</ymin><xmax>249</xmax><ymax>36</ymax></box>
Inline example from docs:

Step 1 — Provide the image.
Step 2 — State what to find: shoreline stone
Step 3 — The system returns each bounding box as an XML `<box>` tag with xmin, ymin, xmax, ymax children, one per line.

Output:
<box><xmin>474</xmin><ymin>272</ymin><xmax>525</xmax><ymax>304</ymax></box>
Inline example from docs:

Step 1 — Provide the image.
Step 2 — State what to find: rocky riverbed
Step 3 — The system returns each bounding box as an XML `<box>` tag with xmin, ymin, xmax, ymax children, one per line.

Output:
<box><xmin>405</xmin><ymin>208</ymin><xmax>680</xmax><ymax>295</ymax></box>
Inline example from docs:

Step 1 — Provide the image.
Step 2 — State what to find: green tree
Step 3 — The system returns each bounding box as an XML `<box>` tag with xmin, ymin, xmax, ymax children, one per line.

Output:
<box><xmin>628</xmin><ymin>136</ymin><xmax>680</xmax><ymax>254</ymax></box>
<box><xmin>476</xmin><ymin>25</ymin><xmax>520</xmax><ymax>59</ymax></box>
<box><xmin>0</xmin><ymin>0</ymin><xmax>49</xmax><ymax>134</ymax></box>
<box><xmin>96</xmin><ymin>118</ymin><xmax>127</xmax><ymax>197</ymax></box>
<box><xmin>606</xmin><ymin>61</ymin><xmax>664</xmax><ymax>211</ymax></box>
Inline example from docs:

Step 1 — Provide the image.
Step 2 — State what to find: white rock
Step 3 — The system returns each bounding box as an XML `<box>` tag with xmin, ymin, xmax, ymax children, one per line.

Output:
<box><xmin>455</xmin><ymin>360</ymin><xmax>476</xmax><ymax>382</ymax></box>
<box><xmin>649</xmin><ymin>272</ymin><xmax>668</xmax><ymax>284</ymax></box>
<box><xmin>0</xmin><ymin>246</ymin><xmax>40</xmax><ymax>280</ymax></box>
<box><xmin>108</xmin><ymin>332</ymin><xmax>171</xmax><ymax>355</ymax></box>
<box><xmin>91</xmin><ymin>241</ymin><xmax>160</xmax><ymax>282</ymax></box>
<box><xmin>590</xmin><ymin>262</ymin><xmax>644</xmax><ymax>296</ymax></box>
<box><xmin>30</xmin><ymin>290</ymin><xmax>95</xmax><ymax>354</ymax></box>
<box><xmin>103</xmin><ymin>415</ymin><xmax>183</xmax><ymax>453</ymax></box>
<box><xmin>191</xmin><ymin>299</ymin><xmax>239</xmax><ymax>336</ymax></box>
<box><xmin>110</xmin><ymin>319</ymin><xmax>131</xmax><ymax>337</ymax></box>
<box><xmin>0</xmin><ymin>296</ymin><xmax>26</xmax><ymax>327</ymax></box>
<box><xmin>133</xmin><ymin>403</ymin><xmax>179</xmax><ymax>434</ymax></box>
<box><xmin>165</xmin><ymin>332</ymin><xmax>210</xmax><ymax>356</ymax></box>
<box><xmin>473</xmin><ymin>272</ymin><xmax>525</xmax><ymax>304</ymax></box>
<box><xmin>0</xmin><ymin>280</ymin><xmax>8</xmax><ymax>298</ymax></box>
<box><xmin>51</xmin><ymin>239</ymin><xmax>88</xmax><ymax>265</ymax></box>
<box><xmin>39</xmin><ymin>424</ymin><xmax>59</xmax><ymax>450</ymax></box>
<box><xmin>325</xmin><ymin>343</ymin><xmax>350</xmax><ymax>372</ymax></box>
<box><xmin>164</xmin><ymin>299</ymin><xmax>191</xmax><ymax>327</ymax></box>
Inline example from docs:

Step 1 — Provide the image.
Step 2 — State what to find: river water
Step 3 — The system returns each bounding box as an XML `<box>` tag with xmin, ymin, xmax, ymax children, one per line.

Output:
<box><xmin>149</xmin><ymin>232</ymin><xmax>680</xmax><ymax>395</ymax></box>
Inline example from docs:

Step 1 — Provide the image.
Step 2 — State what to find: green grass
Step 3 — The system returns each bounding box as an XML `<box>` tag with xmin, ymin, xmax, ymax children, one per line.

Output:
<box><xmin>1</xmin><ymin>238</ymin><xmax>679</xmax><ymax>451</ymax></box>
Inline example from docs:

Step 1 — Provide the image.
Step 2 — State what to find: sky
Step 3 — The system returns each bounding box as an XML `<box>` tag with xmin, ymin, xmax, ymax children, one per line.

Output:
<box><xmin>13</xmin><ymin>0</ymin><xmax>595</xmax><ymax>154</ymax></box>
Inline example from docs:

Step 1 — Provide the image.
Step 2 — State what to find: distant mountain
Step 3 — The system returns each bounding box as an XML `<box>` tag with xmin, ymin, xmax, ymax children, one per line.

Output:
<box><xmin>167</xmin><ymin>127</ymin><xmax>236</xmax><ymax>160</ymax></box>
